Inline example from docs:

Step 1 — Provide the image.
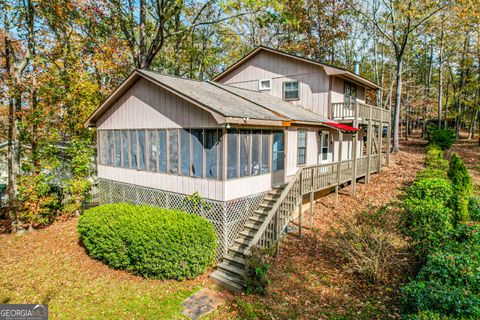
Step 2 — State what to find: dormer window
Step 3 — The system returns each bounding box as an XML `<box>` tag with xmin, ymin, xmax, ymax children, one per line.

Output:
<box><xmin>283</xmin><ymin>81</ymin><xmax>299</xmax><ymax>100</ymax></box>
<box><xmin>259</xmin><ymin>79</ymin><xmax>271</xmax><ymax>91</ymax></box>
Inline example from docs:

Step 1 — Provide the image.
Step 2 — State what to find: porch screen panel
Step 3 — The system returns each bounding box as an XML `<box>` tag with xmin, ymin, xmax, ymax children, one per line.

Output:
<box><xmin>218</xmin><ymin>131</ymin><xmax>223</xmax><ymax>179</ymax></box>
<box><xmin>114</xmin><ymin>130</ymin><xmax>121</xmax><ymax>167</ymax></box>
<box><xmin>191</xmin><ymin>129</ymin><xmax>203</xmax><ymax>177</ymax></box>
<box><xmin>169</xmin><ymin>129</ymin><xmax>179</xmax><ymax>174</ymax></box>
<box><xmin>158</xmin><ymin>130</ymin><xmax>167</xmax><ymax>173</ymax></box>
<box><xmin>121</xmin><ymin>130</ymin><xmax>129</xmax><ymax>168</ymax></box>
<box><xmin>297</xmin><ymin>130</ymin><xmax>307</xmax><ymax>165</ymax></box>
<box><xmin>180</xmin><ymin>129</ymin><xmax>191</xmax><ymax>176</ymax></box>
<box><xmin>261</xmin><ymin>131</ymin><xmax>270</xmax><ymax>174</ymax></box>
<box><xmin>138</xmin><ymin>130</ymin><xmax>146</xmax><ymax>170</ymax></box>
<box><xmin>130</xmin><ymin>130</ymin><xmax>137</xmax><ymax>169</ymax></box>
<box><xmin>272</xmin><ymin>131</ymin><xmax>285</xmax><ymax>171</ymax></box>
<box><xmin>107</xmin><ymin>130</ymin><xmax>114</xmax><ymax>166</ymax></box>
<box><xmin>205</xmin><ymin>129</ymin><xmax>218</xmax><ymax>179</ymax></box>
<box><xmin>148</xmin><ymin>130</ymin><xmax>157</xmax><ymax>171</ymax></box>
<box><xmin>227</xmin><ymin>129</ymin><xmax>238</xmax><ymax>179</ymax></box>
<box><xmin>240</xmin><ymin>130</ymin><xmax>250</xmax><ymax>177</ymax></box>
<box><xmin>99</xmin><ymin>131</ymin><xmax>108</xmax><ymax>165</ymax></box>
<box><xmin>251</xmin><ymin>130</ymin><xmax>261</xmax><ymax>176</ymax></box>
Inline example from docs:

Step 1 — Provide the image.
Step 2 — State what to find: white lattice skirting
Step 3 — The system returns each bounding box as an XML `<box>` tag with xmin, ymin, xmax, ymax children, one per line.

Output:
<box><xmin>97</xmin><ymin>179</ymin><xmax>265</xmax><ymax>261</ymax></box>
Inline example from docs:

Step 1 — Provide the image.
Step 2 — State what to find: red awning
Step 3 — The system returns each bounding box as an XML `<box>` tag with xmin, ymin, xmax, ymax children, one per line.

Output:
<box><xmin>323</xmin><ymin>122</ymin><xmax>360</xmax><ymax>133</ymax></box>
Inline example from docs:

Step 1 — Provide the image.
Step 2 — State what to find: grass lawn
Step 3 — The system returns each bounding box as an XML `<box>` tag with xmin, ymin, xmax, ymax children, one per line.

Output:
<box><xmin>0</xmin><ymin>218</ymin><xmax>211</xmax><ymax>319</ymax></box>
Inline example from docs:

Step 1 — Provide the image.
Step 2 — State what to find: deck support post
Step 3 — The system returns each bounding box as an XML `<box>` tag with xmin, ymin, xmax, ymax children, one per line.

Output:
<box><xmin>377</xmin><ymin>122</ymin><xmax>383</xmax><ymax>173</ymax></box>
<box><xmin>366</xmin><ymin>105</ymin><xmax>373</xmax><ymax>184</ymax></box>
<box><xmin>309</xmin><ymin>192</ymin><xmax>314</xmax><ymax>227</ymax></box>
<box><xmin>386</xmin><ymin>123</ymin><xmax>391</xmax><ymax>167</ymax></box>
<box><xmin>298</xmin><ymin>173</ymin><xmax>302</xmax><ymax>239</ymax></box>
<box><xmin>352</xmin><ymin>132</ymin><xmax>358</xmax><ymax>195</ymax></box>
<box><xmin>335</xmin><ymin>131</ymin><xmax>343</xmax><ymax>207</ymax></box>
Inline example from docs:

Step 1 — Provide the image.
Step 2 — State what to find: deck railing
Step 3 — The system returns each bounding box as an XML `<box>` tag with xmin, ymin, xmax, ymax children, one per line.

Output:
<box><xmin>244</xmin><ymin>156</ymin><xmax>373</xmax><ymax>257</ymax></box>
<box><xmin>331</xmin><ymin>102</ymin><xmax>390</xmax><ymax>123</ymax></box>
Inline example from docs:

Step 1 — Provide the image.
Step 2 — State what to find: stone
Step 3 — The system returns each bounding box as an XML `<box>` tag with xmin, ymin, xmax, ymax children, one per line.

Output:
<box><xmin>181</xmin><ymin>288</ymin><xmax>225</xmax><ymax>320</ymax></box>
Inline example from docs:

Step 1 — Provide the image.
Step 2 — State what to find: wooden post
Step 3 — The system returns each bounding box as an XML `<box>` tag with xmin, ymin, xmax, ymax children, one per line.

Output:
<box><xmin>309</xmin><ymin>192</ymin><xmax>314</xmax><ymax>227</ymax></box>
<box><xmin>335</xmin><ymin>131</ymin><xmax>343</xmax><ymax>207</ymax></box>
<box><xmin>352</xmin><ymin>132</ymin><xmax>357</xmax><ymax>195</ymax></box>
<box><xmin>366</xmin><ymin>105</ymin><xmax>373</xmax><ymax>183</ymax></box>
<box><xmin>222</xmin><ymin>128</ymin><xmax>227</xmax><ymax>180</ymax></box>
<box><xmin>298</xmin><ymin>172</ymin><xmax>302</xmax><ymax>239</ymax></box>
<box><xmin>377</xmin><ymin>123</ymin><xmax>383</xmax><ymax>172</ymax></box>
<box><xmin>386</xmin><ymin>123</ymin><xmax>391</xmax><ymax>167</ymax></box>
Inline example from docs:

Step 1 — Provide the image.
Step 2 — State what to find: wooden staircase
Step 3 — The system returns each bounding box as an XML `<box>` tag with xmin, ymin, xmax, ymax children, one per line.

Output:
<box><xmin>210</xmin><ymin>185</ymin><xmax>285</xmax><ymax>292</ymax></box>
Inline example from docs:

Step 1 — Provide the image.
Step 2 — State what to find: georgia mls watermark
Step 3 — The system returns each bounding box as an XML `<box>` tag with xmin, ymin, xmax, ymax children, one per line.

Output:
<box><xmin>0</xmin><ymin>304</ymin><xmax>48</xmax><ymax>320</ymax></box>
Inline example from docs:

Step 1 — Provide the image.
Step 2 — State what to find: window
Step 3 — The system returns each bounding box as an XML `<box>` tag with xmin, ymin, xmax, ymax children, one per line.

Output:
<box><xmin>259</xmin><ymin>79</ymin><xmax>271</xmax><ymax>91</ymax></box>
<box><xmin>251</xmin><ymin>130</ymin><xmax>261</xmax><ymax>176</ymax></box>
<box><xmin>261</xmin><ymin>131</ymin><xmax>270</xmax><ymax>174</ymax></box>
<box><xmin>121</xmin><ymin>130</ymin><xmax>129</xmax><ymax>168</ymax></box>
<box><xmin>169</xmin><ymin>129</ymin><xmax>179</xmax><ymax>174</ymax></box>
<box><xmin>272</xmin><ymin>131</ymin><xmax>284</xmax><ymax>171</ymax></box>
<box><xmin>158</xmin><ymin>130</ymin><xmax>167</xmax><ymax>173</ymax></box>
<box><xmin>318</xmin><ymin>131</ymin><xmax>330</xmax><ymax>162</ymax></box>
<box><xmin>114</xmin><ymin>131</ymin><xmax>121</xmax><ymax>167</ymax></box>
<box><xmin>344</xmin><ymin>82</ymin><xmax>357</xmax><ymax>105</ymax></box>
<box><xmin>138</xmin><ymin>130</ymin><xmax>146</xmax><ymax>170</ymax></box>
<box><xmin>240</xmin><ymin>130</ymin><xmax>250</xmax><ymax>177</ymax></box>
<box><xmin>297</xmin><ymin>130</ymin><xmax>307</xmax><ymax>165</ymax></box>
<box><xmin>180</xmin><ymin>129</ymin><xmax>191</xmax><ymax>176</ymax></box>
<box><xmin>283</xmin><ymin>81</ymin><xmax>299</xmax><ymax>100</ymax></box>
<box><xmin>227</xmin><ymin>129</ymin><xmax>238</xmax><ymax>179</ymax></box>
<box><xmin>130</xmin><ymin>130</ymin><xmax>138</xmax><ymax>169</ymax></box>
<box><xmin>99</xmin><ymin>131</ymin><xmax>108</xmax><ymax>165</ymax></box>
<box><xmin>191</xmin><ymin>129</ymin><xmax>203</xmax><ymax>177</ymax></box>
<box><xmin>107</xmin><ymin>131</ymin><xmax>114</xmax><ymax>166</ymax></box>
<box><xmin>205</xmin><ymin>129</ymin><xmax>217</xmax><ymax>179</ymax></box>
<box><xmin>148</xmin><ymin>130</ymin><xmax>157</xmax><ymax>171</ymax></box>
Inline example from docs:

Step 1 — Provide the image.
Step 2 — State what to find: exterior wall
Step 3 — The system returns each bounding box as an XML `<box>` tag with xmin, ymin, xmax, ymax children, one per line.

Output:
<box><xmin>331</xmin><ymin>77</ymin><xmax>366</xmax><ymax>104</ymax></box>
<box><xmin>219</xmin><ymin>51</ymin><xmax>330</xmax><ymax>117</ymax></box>
<box><xmin>97</xmin><ymin>78</ymin><xmax>218</xmax><ymax>130</ymax></box>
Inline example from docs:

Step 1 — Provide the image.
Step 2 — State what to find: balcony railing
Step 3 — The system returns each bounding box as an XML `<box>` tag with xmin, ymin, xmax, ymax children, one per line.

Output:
<box><xmin>331</xmin><ymin>101</ymin><xmax>390</xmax><ymax>123</ymax></box>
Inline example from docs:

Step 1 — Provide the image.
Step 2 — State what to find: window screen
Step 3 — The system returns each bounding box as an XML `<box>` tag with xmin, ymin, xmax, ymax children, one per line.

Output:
<box><xmin>227</xmin><ymin>129</ymin><xmax>238</xmax><ymax>179</ymax></box>
<box><xmin>191</xmin><ymin>129</ymin><xmax>203</xmax><ymax>177</ymax></box>
<box><xmin>180</xmin><ymin>129</ymin><xmax>191</xmax><ymax>176</ymax></box>
<box><xmin>100</xmin><ymin>131</ymin><xmax>108</xmax><ymax>165</ymax></box>
<box><xmin>251</xmin><ymin>130</ymin><xmax>261</xmax><ymax>176</ymax></box>
<box><xmin>240</xmin><ymin>130</ymin><xmax>250</xmax><ymax>177</ymax></box>
<box><xmin>121</xmin><ymin>130</ymin><xmax>129</xmax><ymax>168</ymax></box>
<box><xmin>169</xmin><ymin>129</ymin><xmax>179</xmax><ymax>174</ymax></box>
<box><xmin>107</xmin><ymin>131</ymin><xmax>114</xmax><ymax>166</ymax></box>
<box><xmin>148</xmin><ymin>130</ymin><xmax>157</xmax><ymax>171</ymax></box>
<box><xmin>130</xmin><ymin>130</ymin><xmax>137</xmax><ymax>169</ymax></box>
<box><xmin>205</xmin><ymin>129</ymin><xmax>217</xmax><ymax>179</ymax></box>
<box><xmin>158</xmin><ymin>130</ymin><xmax>167</xmax><ymax>173</ymax></box>
<box><xmin>261</xmin><ymin>131</ymin><xmax>270</xmax><ymax>174</ymax></box>
<box><xmin>138</xmin><ymin>130</ymin><xmax>146</xmax><ymax>170</ymax></box>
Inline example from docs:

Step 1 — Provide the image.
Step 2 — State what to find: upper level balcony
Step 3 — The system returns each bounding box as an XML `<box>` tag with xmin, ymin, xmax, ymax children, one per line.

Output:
<box><xmin>330</xmin><ymin>101</ymin><xmax>391</xmax><ymax>124</ymax></box>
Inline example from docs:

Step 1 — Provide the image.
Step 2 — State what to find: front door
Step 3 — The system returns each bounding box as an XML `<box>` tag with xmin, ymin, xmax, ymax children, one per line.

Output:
<box><xmin>271</xmin><ymin>131</ymin><xmax>285</xmax><ymax>186</ymax></box>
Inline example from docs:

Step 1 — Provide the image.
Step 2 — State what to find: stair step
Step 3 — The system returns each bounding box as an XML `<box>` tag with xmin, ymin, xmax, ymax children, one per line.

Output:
<box><xmin>240</xmin><ymin>229</ymin><xmax>258</xmax><ymax>238</ymax></box>
<box><xmin>234</xmin><ymin>236</ymin><xmax>251</xmax><ymax>246</ymax></box>
<box><xmin>218</xmin><ymin>262</ymin><xmax>246</xmax><ymax>278</ymax></box>
<box><xmin>223</xmin><ymin>253</ymin><xmax>246</xmax><ymax>266</ymax></box>
<box><xmin>244</xmin><ymin>220</ymin><xmax>263</xmax><ymax>231</ymax></box>
<box><xmin>229</xmin><ymin>243</ymin><xmax>248</xmax><ymax>255</ymax></box>
<box><xmin>259</xmin><ymin>201</ymin><xmax>275</xmax><ymax>209</ymax></box>
<box><xmin>264</xmin><ymin>195</ymin><xmax>280</xmax><ymax>201</ymax></box>
<box><xmin>248</xmin><ymin>215</ymin><xmax>266</xmax><ymax>223</ymax></box>
<box><xmin>254</xmin><ymin>207</ymin><xmax>271</xmax><ymax>214</ymax></box>
<box><xmin>210</xmin><ymin>270</ymin><xmax>244</xmax><ymax>292</ymax></box>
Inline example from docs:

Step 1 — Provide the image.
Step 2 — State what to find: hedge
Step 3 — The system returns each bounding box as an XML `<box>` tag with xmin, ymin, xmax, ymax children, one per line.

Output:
<box><xmin>78</xmin><ymin>203</ymin><xmax>217</xmax><ymax>280</ymax></box>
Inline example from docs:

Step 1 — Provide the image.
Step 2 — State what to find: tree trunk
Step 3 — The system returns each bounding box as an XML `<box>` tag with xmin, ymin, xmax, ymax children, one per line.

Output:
<box><xmin>437</xmin><ymin>26</ymin><xmax>444</xmax><ymax>128</ymax></box>
<box><xmin>393</xmin><ymin>57</ymin><xmax>402</xmax><ymax>152</ymax></box>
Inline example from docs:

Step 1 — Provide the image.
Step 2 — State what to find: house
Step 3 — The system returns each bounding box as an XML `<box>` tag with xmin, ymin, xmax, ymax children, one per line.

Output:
<box><xmin>84</xmin><ymin>46</ymin><xmax>391</xmax><ymax>291</ymax></box>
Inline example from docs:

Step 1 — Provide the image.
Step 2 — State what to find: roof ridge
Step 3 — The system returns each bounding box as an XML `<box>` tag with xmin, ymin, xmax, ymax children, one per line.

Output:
<box><xmin>139</xmin><ymin>69</ymin><xmax>205</xmax><ymax>83</ymax></box>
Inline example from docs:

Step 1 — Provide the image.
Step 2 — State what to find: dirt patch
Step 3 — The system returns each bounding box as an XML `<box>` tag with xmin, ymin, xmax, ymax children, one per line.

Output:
<box><xmin>445</xmin><ymin>137</ymin><xmax>480</xmax><ymax>187</ymax></box>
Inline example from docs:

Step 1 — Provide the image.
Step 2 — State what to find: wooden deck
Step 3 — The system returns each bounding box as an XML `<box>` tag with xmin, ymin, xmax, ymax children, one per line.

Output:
<box><xmin>331</xmin><ymin>101</ymin><xmax>390</xmax><ymax>124</ymax></box>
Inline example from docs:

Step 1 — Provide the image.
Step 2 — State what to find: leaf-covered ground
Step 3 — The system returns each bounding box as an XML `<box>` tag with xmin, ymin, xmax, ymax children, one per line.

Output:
<box><xmin>212</xmin><ymin>137</ymin><xmax>427</xmax><ymax>320</ymax></box>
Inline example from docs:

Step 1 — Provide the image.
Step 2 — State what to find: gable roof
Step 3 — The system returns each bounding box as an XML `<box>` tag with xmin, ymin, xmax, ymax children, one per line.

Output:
<box><xmin>85</xmin><ymin>69</ymin><xmax>342</xmax><ymax>129</ymax></box>
<box><xmin>212</xmin><ymin>46</ymin><xmax>381</xmax><ymax>90</ymax></box>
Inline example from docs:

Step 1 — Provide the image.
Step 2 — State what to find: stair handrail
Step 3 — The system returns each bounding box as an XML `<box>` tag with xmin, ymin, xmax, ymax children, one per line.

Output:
<box><xmin>244</xmin><ymin>166</ymin><xmax>304</xmax><ymax>257</ymax></box>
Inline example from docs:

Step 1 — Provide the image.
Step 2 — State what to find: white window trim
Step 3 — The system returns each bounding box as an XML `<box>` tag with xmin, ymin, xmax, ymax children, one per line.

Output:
<box><xmin>258</xmin><ymin>79</ymin><xmax>271</xmax><ymax>91</ymax></box>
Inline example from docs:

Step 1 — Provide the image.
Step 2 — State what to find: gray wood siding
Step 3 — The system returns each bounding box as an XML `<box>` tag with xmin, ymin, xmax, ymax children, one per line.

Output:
<box><xmin>219</xmin><ymin>51</ymin><xmax>330</xmax><ymax>117</ymax></box>
<box><xmin>97</xmin><ymin>78</ymin><xmax>218</xmax><ymax>130</ymax></box>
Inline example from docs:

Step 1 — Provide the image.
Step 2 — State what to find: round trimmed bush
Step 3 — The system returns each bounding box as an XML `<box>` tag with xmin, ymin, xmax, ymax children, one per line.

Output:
<box><xmin>78</xmin><ymin>203</ymin><xmax>217</xmax><ymax>280</ymax></box>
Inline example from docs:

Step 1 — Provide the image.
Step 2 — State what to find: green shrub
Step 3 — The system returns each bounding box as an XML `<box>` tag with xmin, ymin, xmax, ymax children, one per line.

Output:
<box><xmin>405</xmin><ymin>310</ymin><xmax>451</xmax><ymax>320</ymax></box>
<box><xmin>245</xmin><ymin>247</ymin><xmax>274</xmax><ymax>295</ymax></box>
<box><xmin>401</xmin><ymin>280</ymin><xmax>480</xmax><ymax>319</ymax></box>
<box><xmin>448</xmin><ymin>154</ymin><xmax>473</xmax><ymax>196</ymax></box>
<box><xmin>469</xmin><ymin>197</ymin><xmax>480</xmax><ymax>222</ymax></box>
<box><xmin>416</xmin><ymin>168</ymin><xmax>448</xmax><ymax>181</ymax></box>
<box><xmin>405</xmin><ymin>178</ymin><xmax>453</xmax><ymax>206</ymax></box>
<box><xmin>448</xmin><ymin>154</ymin><xmax>473</xmax><ymax>223</ymax></box>
<box><xmin>78</xmin><ymin>203</ymin><xmax>217</xmax><ymax>280</ymax></box>
<box><xmin>427</xmin><ymin>126</ymin><xmax>455</xmax><ymax>150</ymax></box>
<box><xmin>403</xmin><ymin>198</ymin><xmax>454</xmax><ymax>256</ymax></box>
